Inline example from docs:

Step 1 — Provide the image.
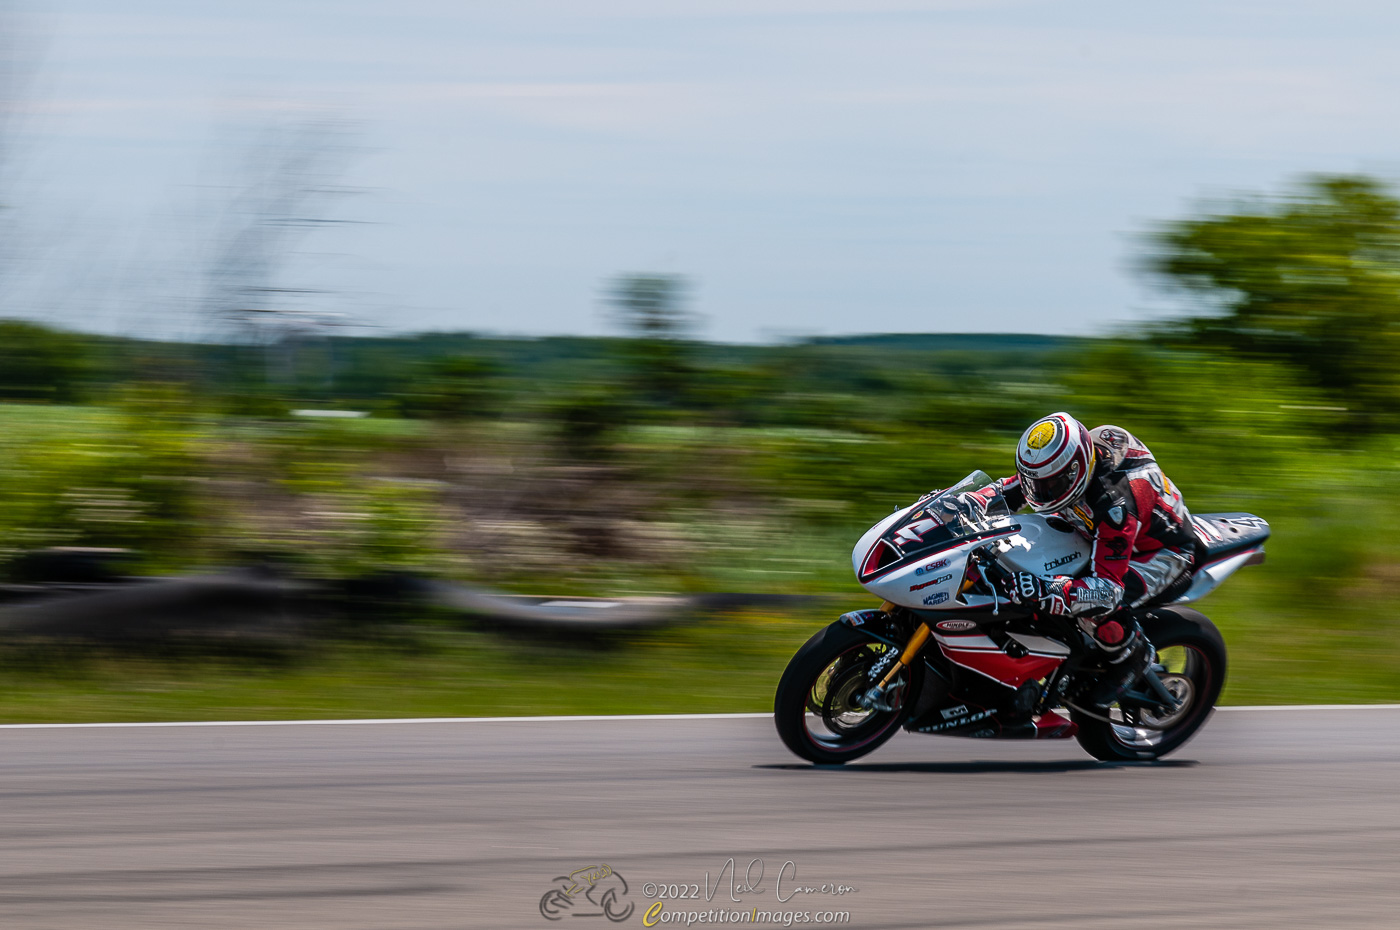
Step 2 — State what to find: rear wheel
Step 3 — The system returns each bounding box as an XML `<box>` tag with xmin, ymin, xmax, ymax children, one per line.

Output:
<box><xmin>1072</xmin><ymin>606</ymin><xmax>1226</xmax><ymax>762</ymax></box>
<box><xmin>774</xmin><ymin>622</ymin><xmax>919</xmax><ymax>764</ymax></box>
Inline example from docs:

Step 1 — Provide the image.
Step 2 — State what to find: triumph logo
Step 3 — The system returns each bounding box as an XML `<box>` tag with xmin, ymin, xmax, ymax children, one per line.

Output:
<box><xmin>1043</xmin><ymin>551</ymin><xmax>1082</xmax><ymax>572</ymax></box>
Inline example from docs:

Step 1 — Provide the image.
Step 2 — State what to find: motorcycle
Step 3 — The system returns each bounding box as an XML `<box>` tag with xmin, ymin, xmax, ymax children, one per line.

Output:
<box><xmin>774</xmin><ymin>470</ymin><xmax>1268</xmax><ymax>763</ymax></box>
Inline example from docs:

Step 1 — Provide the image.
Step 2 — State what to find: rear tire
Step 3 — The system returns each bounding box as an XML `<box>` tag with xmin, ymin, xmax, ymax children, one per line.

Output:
<box><xmin>1072</xmin><ymin>606</ymin><xmax>1227</xmax><ymax>762</ymax></box>
<box><xmin>774</xmin><ymin>621</ymin><xmax>919</xmax><ymax>765</ymax></box>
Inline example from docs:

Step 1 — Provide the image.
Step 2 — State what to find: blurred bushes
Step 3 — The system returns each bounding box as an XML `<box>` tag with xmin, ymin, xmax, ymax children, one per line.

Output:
<box><xmin>0</xmin><ymin>321</ymin><xmax>93</xmax><ymax>403</ymax></box>
<box><xmin>3</xmin><ymin>172</ymin><xmax>1400</xmax><ymax>603</ymax></box>
<box><xmin>1149</xmin><ymin>174</ymin><xmax>1400</xmax><ymax>432</ymax></box>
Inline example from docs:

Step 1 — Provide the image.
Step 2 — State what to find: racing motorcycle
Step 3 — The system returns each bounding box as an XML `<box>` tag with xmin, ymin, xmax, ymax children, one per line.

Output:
<box><xmin>774</xmin><ymin>471</ymin><xmax>1268</xmax><ymax>763</ymax></box>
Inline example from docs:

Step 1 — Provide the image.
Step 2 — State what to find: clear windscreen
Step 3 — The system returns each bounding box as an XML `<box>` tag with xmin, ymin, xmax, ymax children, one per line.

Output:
<box><xmin>920</xmin><ymin>470</ymin><xmax>1011</xmax><ymax>537</ymax></box>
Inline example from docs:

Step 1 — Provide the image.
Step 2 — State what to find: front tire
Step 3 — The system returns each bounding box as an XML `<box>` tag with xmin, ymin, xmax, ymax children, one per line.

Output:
<box><xmin>1072</xmin><ymin>606</ymin><xmax>1227</xmax><ymax>762</ymax></box>
<box><xmin>774</xmin><ymin>621</ymin><xmax>919</xmax><ymax>765</ymax></box>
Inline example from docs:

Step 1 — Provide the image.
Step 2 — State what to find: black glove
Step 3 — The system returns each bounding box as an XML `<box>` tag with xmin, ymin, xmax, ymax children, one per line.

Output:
<box><xmin>1006</xmin><ymin>571</ymin><xmax>1045</xmax><ymax>607</ymax></box>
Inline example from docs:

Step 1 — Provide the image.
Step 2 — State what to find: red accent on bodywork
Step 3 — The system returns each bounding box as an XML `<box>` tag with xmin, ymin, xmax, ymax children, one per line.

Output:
<box><xmin>1031</xmin><ymin>711</ymin><xmax>1078</xmax><ymax>739</ymax></box>
<box><xmin>939</xmin><ymin>645</ymin><xmax>1063</xmax><ymax>688</ymax></box>
<box><xmin>861</xmin><ymin>539</ymin><xmax>898</xmax><ymax>577</ymax></box>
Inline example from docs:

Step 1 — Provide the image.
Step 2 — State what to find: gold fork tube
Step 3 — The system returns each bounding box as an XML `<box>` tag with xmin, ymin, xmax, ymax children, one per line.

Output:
<box><xmin>877</xmin><ymin>621</ymin><xmax>931</xmax><ymax>689</ymax></box>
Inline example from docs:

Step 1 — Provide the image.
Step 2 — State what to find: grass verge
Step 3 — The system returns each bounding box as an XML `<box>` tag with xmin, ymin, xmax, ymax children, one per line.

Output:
<box><xmin>0</xmin><ymin>594</ymin><xmax>1397</xmax><ymax>723</ymax></box>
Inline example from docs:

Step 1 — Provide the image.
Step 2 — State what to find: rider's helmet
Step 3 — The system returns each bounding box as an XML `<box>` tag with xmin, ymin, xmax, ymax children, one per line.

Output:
<box><xmin>1014</xmin><ymin>412</ymin><xmax>1096</xmax><ymax>513</ymax></box>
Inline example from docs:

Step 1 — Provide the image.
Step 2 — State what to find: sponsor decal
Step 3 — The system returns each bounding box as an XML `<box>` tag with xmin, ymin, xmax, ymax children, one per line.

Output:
<box><xmin>922</xmin><ymin>591</ymin><xmax>950</xmax><ymax>606</ymax></box>
<box><xmin>922</xmin><ymin>709</ymin><xmax>995</xmax><ymax>732</ymax></box>
<box><xmin>940</xmin><ymin>704</ymin><xmax>969</xmax><ymax>719</ymax></box>
<box><xmin>1026</xmin><ymin>421</ymin><xmax>1056</xmax><ymax>450</ymax></box>
<box><xmin>935</xmin><ymin>619</ymin><xmax>978</xmax><ymax>632</ymax></box>
<box><xmin>894</xmin><ymin>518</ymin><xmax>939</xmax><ymax>545</ymax></box>
<box><xmin>1105</xmin><ymin>536</ymin><xmax>1130</xmax><ymax>557</ymax></box>
<box><xmin>1043</xmin><ymin>551</ymin><xmax>1082</xmax><ymax>572</ymax></box>
<box><xmin>909</xmin><ymin>572</ymin><xmax>954</xmax><ymax>591</ymax></box>
<box><xmin>837</xmin><ymin>610</ymin><xmax>881</xmax><ymax>627</ymax></box>
<box><xmin>914</xmin><ymin>559</ymin><xmax>949</xmax><ymax>576</ymax></box>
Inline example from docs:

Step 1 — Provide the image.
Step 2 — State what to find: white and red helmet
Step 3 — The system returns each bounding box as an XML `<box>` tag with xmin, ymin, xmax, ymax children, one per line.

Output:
<box><xmin>1014</xmin><ymin>412</ymin><xmax>1096</xmax><ymax>513</ymax></box>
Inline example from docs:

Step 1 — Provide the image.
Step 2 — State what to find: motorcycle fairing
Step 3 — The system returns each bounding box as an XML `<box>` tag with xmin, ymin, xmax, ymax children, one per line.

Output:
<box><xmin>935</xmin><ymin>631</ymin><xmax>1066</xmax><ymax>689</ymax></box>
<box><xmin>1176</xmin><ymin>512</ymin><xmax>1270</xmax><ymax>603</ymax></box>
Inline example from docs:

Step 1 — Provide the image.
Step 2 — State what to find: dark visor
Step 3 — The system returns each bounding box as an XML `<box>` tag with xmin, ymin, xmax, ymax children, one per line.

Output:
<box><xmin>1021</xmin><ymin>460</ymin><xmax>1080</xmax><ymax>508</ymax></box>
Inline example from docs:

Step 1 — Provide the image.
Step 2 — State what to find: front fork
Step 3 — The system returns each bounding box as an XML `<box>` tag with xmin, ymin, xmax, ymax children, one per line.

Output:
<box><xmin>857</xmin><ymin>601</ymin><xmax>931</xmax><ymax>712</ymax></box>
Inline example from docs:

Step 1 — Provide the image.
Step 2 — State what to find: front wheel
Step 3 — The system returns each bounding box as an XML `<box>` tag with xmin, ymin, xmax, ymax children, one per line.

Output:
<box><xmin>1072</xmin><ymin>606</ymin><xmax>1227</xmax><ymax>762</ymax></box>
<box><xmin>774</xmin><ymin>621</ymin><xmax>920</xmax><ymax>764</ymax></box>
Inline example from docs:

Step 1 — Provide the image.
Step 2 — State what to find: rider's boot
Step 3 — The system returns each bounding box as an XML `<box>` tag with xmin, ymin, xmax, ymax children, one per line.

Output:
<box><xmin>1083</xmin><ymin>615</ymin><xmax>1153</xmax><ymax>709</ymax></box>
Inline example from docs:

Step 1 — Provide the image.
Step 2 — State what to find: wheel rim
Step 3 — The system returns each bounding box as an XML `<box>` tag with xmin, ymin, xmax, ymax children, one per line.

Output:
<box><xmin>1107</xmin><ymin>643</ymin><xmax>1212</xmax><ymax>750</ymax></box>
<box><xmin>802</xmin><ymin>642</ymin><xmax>905</xmax><ymax>754</ymax></box>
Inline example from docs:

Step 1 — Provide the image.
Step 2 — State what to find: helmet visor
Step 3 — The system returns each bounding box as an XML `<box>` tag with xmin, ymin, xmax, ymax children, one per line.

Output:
<box><xmin>1020</xmin><ymin>459</ymin><xmax>1082</xmax><ymax>510</ymax></box>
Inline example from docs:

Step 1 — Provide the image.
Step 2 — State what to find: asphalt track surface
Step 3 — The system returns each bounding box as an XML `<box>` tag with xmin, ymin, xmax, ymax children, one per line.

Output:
<box><xmin>2</xmin><ymin>709</ymin><xmax>1399</xmax><ymax>929</ymax></box>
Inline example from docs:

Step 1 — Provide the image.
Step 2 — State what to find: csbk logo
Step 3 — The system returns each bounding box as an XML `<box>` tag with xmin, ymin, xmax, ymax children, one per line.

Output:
<box><xmin>935</xmin><ymin>619</ymin><xmax>977</xmax><ymax>632</ymax></box>
<box><xmin>914</xmin><ymin>558</ymin><xmax>950</xmax><ymax>576</ymax></box>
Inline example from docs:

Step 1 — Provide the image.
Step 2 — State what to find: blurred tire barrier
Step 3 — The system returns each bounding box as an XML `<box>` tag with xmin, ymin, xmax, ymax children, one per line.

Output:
<box><xmin>0</xmin><ymin>565</ymin><xmax>835</xmax><ymax>642</ymax></box>
<box><xmin>0</xmin><ymin>570</ymin><xmax>314</xmax><ymax>643</ymax></box>
<box><xmin>426</xmin><ymin>583</ymin><xmax>831</xmax><ymax>631</ymax></box>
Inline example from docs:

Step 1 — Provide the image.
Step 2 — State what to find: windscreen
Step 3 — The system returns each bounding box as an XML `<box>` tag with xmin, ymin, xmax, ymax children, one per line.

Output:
<box><xmin>918</xmin><ymin>471</ymin><xmax>1011</xmax><ymax>538</ymax></box>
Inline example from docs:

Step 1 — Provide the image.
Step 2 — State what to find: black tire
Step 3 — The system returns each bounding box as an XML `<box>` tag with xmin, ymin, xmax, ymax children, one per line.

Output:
<box><xmin>1072</xmin><ymin>606</ymin><xmax>1227</xmax><ymax>762</ymax></box>
<box><xmin>774</xmin><ymin>621</ymin><xmax>919</xmax><ymax>765</ymax></box>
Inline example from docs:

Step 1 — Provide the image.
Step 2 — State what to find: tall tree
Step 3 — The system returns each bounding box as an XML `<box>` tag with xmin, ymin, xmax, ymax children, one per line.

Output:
<box><xmin>603</xmin><ymin>273</ymin><xmax>695</xmax><ymax>413</ymax></box>
<box><xmin>1147</xmin><ymin>174</ymin><xmax>1400</xmax><ymax>424</ymax></box>
<box><xmin>201</xmin><ymin>115</ymin><xmax>361</xmax><ymax>386</ymax></box>
<box><xmin>605</xmin><ymin>273</ymin><xmax>691</xmax><ymax>339</ymax></box>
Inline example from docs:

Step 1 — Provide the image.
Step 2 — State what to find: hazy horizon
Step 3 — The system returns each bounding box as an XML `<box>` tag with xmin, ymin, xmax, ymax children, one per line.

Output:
<box><xmin>4</xmin><ymin>1</ymin><xmax>1399</xmax><ymax>342</ymax></box>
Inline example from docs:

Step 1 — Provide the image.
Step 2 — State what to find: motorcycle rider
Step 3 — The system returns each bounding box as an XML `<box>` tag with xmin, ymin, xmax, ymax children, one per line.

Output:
<box><xmin>987</xmin><ymin>412</ymin><xmax>1197</xmax><ymax>705</ymax></box>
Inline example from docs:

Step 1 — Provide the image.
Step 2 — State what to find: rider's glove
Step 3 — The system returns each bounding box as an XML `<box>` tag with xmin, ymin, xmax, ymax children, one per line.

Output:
<box><xmin>1007</xmin><ymin>572</ymin><xmax>1071</xmax><ymax>616</ymax></box>
<box><xmin>1007</xmin><ymin>571</ymin><xmax>1044</xmax><ymax>606</ymax></box>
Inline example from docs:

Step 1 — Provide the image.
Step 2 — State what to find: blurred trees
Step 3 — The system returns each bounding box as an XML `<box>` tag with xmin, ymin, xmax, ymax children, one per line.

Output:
<box><xmin>397</xmin><ymin>355</ymin><xmax>502</xmax><ymax>420</ymax></box>
<box><xmin>1149</xmin><ymin>174</ymin><xmax>1400</xmax><ymax>427</ymax></box>
<box><xmin>605</xmin><ymin>274</ymin><xmax>691</xmax><ymax>338</ymax></box>
<box><xmin>605</xmin><ymin>273</ymin><xmax>695</xmax><ymax>414</ymax></box>
<box><xmin>0</xmin><ymin>321</ymin><xmax>90</xmax><ymax>402</ymax></box>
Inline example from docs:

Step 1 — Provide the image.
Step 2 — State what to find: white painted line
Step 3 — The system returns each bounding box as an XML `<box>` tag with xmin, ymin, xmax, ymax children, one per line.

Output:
<box><xmin>0</xmin><ymin>713</ymin><xmax>775</xmax><ymax>730</ymax></box>
<box><xmin>0</xmin><ymin>705</ymin><xmax>1396</xmax><ymax>730</ymax></box>
<box><xmin>1217</xmin><ymin>704</ymin><xmax>1400</xmax><ymax>712</ymax></box>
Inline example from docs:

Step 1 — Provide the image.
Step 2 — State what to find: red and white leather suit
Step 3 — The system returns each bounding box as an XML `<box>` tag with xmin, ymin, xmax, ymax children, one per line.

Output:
<box><xmin>995</xmin><ymin>426</ymin><xmax>1195</xmax><ymax>644</ymax></box>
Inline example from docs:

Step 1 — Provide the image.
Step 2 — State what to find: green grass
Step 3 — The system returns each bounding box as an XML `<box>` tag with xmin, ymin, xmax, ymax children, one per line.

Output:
<box><xmin>0</xmin><ymin>593</ymin><xmax>1397</xmax><ymax>723</ymax></box>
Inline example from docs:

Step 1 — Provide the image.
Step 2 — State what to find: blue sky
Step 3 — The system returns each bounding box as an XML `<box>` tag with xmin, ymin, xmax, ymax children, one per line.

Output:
<box><xmin>8</xmin><ymin>0</ymin><xmax>1400</xmax><ymax>341</ymax></box>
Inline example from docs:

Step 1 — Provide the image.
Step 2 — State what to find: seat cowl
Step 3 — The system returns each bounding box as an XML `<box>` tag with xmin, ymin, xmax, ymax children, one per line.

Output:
<box><xmin>1192</xmin><ymin>513</ymin><xmax>1270</xmax><ymax>561</ymax></box>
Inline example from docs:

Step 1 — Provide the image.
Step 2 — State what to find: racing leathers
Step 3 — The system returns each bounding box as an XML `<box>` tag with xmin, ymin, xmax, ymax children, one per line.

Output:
<box><xmin>994</xmin><ymin>425</ymin><xmax>1196</xmax><ymax>653</ymax></box>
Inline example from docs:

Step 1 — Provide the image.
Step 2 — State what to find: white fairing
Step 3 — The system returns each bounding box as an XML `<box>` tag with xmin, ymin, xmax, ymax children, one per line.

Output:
<box><xmin>854</xmin><ymin>508</ymin><xmax>1092</xmax><ymax>611</ymax></box>
<box><xmin>858</xmin><ymin>539</ymin><xmax>982</xmax><ymax>611</ymax></box>
<box><xmin>1174</xmin><ymin>549</ymin><xmax>1259</xmax><ymax>603</ymax></box>
<box><xmin>993</xmin><ymin>514</ymin><xmax>1090</xmax><ymax>579</ymax></box>
<box><xmin>850</xmin><ymin>503</ymin><xmax>918</xmax><ymax>578</ymax></box>
<box><xmin>855</xmin><ymin>480</ymin><xmax>1266</xmax><ymax>611</ymax></box>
